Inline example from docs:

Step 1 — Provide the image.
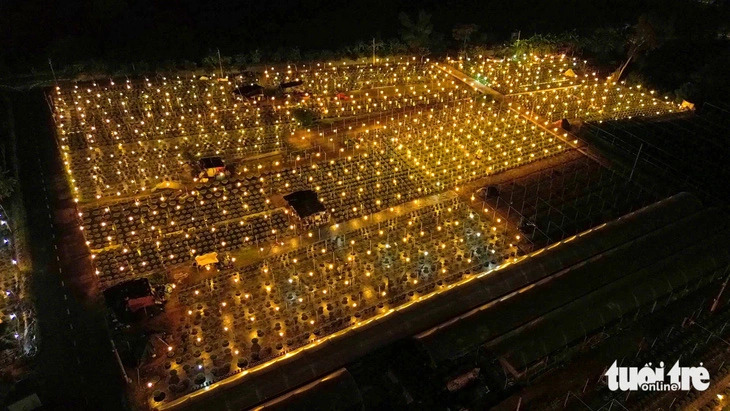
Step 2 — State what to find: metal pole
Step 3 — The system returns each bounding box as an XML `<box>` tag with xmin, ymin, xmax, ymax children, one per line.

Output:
<box><xmin>372</xmin><ymin>38</ymin><xmax>376</xmax><ymax>65</ymax></box>
<box><xmin>628</xmin><ymin>143</ymin><xmax>643</xmax><ymax>181</ymax></box>
<box><xmin>217</xmin><ymin>48</ymin><xmax>224</xmax><ymax>78</ymax></box>
<box><xmin>110</xmin><ymin>338</ymin><xmax>133</xmax><ymax>384</ymax></box>
<box><xmin>710</xmin><ymin>265</ymin><xmax>730</xmax><ymax>312</ymax></box>
<box><xmin>48</xmin><ymin>58</ymin><xmax>58</xmax><ymax>86</ymax></box>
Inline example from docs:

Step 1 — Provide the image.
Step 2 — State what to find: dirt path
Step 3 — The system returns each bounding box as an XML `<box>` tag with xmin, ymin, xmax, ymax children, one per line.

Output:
<box><xmin>10</xmin><ymin>90</ymin><xmax>127</xmax><ymax>409</ymax></box>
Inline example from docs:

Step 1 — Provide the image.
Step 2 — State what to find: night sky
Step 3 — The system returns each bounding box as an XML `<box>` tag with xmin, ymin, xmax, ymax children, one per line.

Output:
<box><xmin>1</xmin><ymin>0</ymin><xmax>660</xmax><ymax>69</ymax></box>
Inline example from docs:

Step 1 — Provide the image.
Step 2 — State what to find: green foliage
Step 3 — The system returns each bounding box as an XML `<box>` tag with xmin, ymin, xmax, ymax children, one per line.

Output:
<box><xmin>387</xmin><ymin>39</ymin><xmax>408</xmax><ymax>55</ymax></box>
<box><xmin>503</xmin><ymin>32</ymin><xmax>581</xmax><ymax>57</ymax></box>
<box><xmin>0</xmin><ymin>170</ymin><xmax>16</xmax><ymax>202</ymax></box>
<box><xmin>452</xmin><ymin>24</ymin><xmax>479</xmax><ymax>51</ymax></box>
<box><xmin>629</xmin><ymin>15</ymin><xmax>661</xmax><ymax>55</ymax></box>
<box><xmin>181</xmin><ymin>147</ymin><xmax>197</xmax><ymax>164</ymax></box>
<box><xmin>675</xmin><ymin>82</ymin><xmax>700</xmax><ymax>103</ymax></box>
<box><xmin>580</xmin><ymin>27</ymin><xmax>627</xmax><ymax>66</ymax></box>
<box><xmin>202</xmin><ymin>51</ymin><xmax>232</xmax><ymax>74</ymax></box>
<box><xmin>399</xmin><ymin>10</ymin><xmax>435</xmax><ymax>56</ymax></box>
<box><xmin>622</xmin><ymin>71</ymin><xmax>645</xmax><ymax>86</ymax></box>
<box><xmin>148</xmin><ymin>271</ymin><xmax>167</xmax><ymax>285</ymax></box>
<box><xmin>618</xmin><ymin>16</ymin><xmax>660</xmax><ymax>75</ymax></box>
<box><xmin>291</xmin><ymin>108</ymin><xmax>318</xmax><ymax>128</ymax></box>
<box><xmin>249</xmin><ymin>49</ymin><xmax>261</xmax><ymax>64</ymax></box>
<box><xmin>372</xmin><ymin>39</ymin><xmax>385</xmax><ymax>56</ymax></box>
<box><xmin>201</xmin><ymin>54</ymin><xmax>217</xmax><ymax>69</ymax></box>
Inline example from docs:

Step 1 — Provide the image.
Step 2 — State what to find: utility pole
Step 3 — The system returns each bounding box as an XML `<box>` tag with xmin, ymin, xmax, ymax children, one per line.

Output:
<box><xmin>372</xmin><ymin>38</ymin><xmax>376</xmax><ymax>65</ymax></box>
<box><xmin>48</xmin><ymin>58</ymin><xmax>58</xmax><ymax>86</ymax></box>
<box><xmin>110</xmin><ymin>338</ymin><xmax>132</xmax><ymax>383</ymax></box>
<box><xmin>217</xmin><ymin>48</ymin><xmax>224</xmax><ymax>78</ymax></box>
<box><xmin>711</xmin><ymin>265</ymin><xmax>730</xmax><ymax>312</ymax></box>
<box><xmin>629</xmin><ymin>143</ymin><xmax>643</xmax><ymax>181</ymax></box>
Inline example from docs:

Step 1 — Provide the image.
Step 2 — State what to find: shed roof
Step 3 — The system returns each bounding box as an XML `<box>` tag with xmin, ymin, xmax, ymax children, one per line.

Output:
<box><xmin>284</xmin><ymin>190</ymin><xmax>326</xmax><ymax>218</ymax></box>
<box><xmin>199</xmin><ymin>157</ymin><xmax>224</xmax><ymax>169</ymax></box>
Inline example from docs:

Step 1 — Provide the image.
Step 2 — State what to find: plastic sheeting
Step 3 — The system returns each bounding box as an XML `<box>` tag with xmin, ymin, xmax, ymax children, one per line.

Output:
<box><xmin>415</xmin><ymin>195</ymin><xmax>729</xmax><ymax>369</ymax></box>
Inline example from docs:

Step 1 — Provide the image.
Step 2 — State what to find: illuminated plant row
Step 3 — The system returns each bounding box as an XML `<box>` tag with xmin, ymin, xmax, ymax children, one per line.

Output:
<box><xmin>146</xmin><ymin>197</ymin><xmax>521</xmax><ymax>402</ymax></box>
<box><xmin>511</xmin><ymin>82</ymin><xmax>680</xmax><ymax>122</ymax></box>
<box><xmin>260</xmin><ymin>58</ymin><xmax>436</xmax><ymax>92</ymax></box>
<box><xmin>349</xmin><ymin>99</ymin><xmax>569</xmax><ymax>189</ymax></box>
<box><xmin>456</xmin><ymin>54</ymin><xmax>584</xmax><ymax>94</ymax></box>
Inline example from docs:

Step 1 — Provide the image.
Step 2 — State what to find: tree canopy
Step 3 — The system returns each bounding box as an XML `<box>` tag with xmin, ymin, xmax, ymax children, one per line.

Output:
<box><xmin>0</xmin><ymin>171</ymin><xmax>16</xmax><ymax>201</ymax></box>
<box><xmin>399</xmin><ymin>10</ymin><xmax>437</xmax><ymax>57</ymax></box>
